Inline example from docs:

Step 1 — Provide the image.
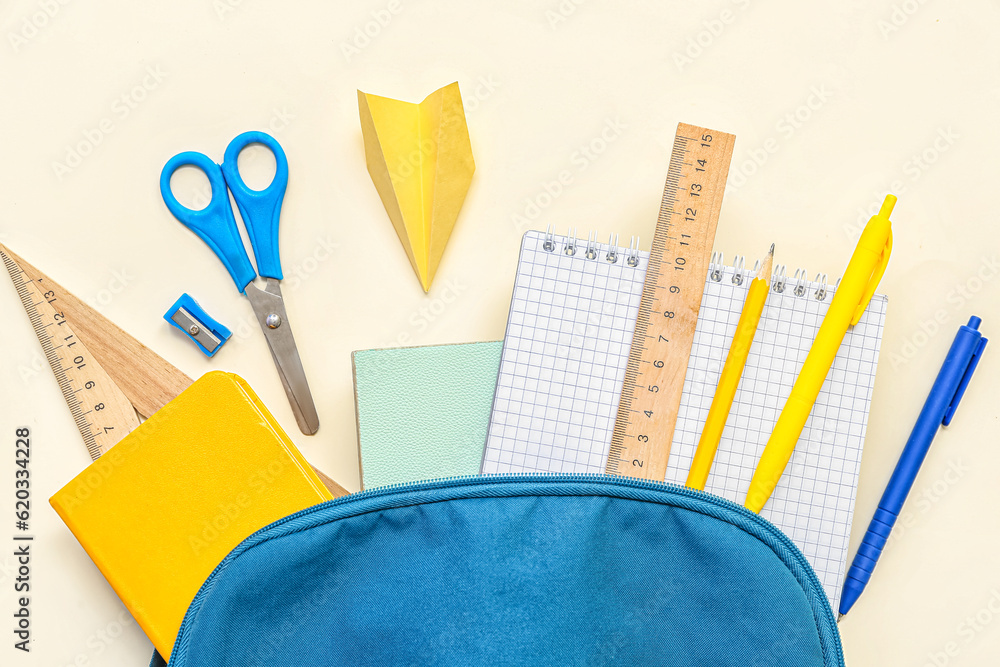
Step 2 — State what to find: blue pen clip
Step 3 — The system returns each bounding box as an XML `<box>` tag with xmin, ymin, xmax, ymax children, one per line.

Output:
<box><xmin>164</xmin><ymin>293</ymin><xmax>233</xmax><ymax>357</ymax></box>
<box><xmin>943</xmin><ymin>318</ymin><xmax>988</xmax><ymax>426</ymax></box>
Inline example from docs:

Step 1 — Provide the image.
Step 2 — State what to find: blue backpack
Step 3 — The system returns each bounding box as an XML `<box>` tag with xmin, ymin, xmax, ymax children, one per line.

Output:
<box><xmin>155</xmin><ymin>475</ymin><xmax>843</xmax><ymax>666</ymax></box>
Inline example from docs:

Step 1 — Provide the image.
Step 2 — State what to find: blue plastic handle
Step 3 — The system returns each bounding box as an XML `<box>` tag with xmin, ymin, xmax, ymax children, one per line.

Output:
<box><xmin>159</xmin><ymin>151</ymin><xmax>256</xmax><ymax>292</ymax></box>
<box><xmin>221</xmin><ymin>131</ymin><xmax>288</xmax><ymax>280</ymax></box>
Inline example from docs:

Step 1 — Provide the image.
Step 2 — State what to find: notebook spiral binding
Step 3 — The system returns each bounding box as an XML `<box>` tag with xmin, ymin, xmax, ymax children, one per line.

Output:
<box><xmin>709</xmin><ymin>252</ymin><xmax>830</xmax><ymax>302</ymax></box>
<box><xmin>538</xmin><ymin>229</ymin><xmax>834</xmax><ymax>302</ymax></box>
<box><xmin>542</xmin><ymin>225</ymin><xmax>641</xmax><ymax>267</ymax></box>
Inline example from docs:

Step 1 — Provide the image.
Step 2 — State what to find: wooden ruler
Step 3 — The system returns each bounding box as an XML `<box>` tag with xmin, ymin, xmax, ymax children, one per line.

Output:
<box><xmin>1</xmin><ymin>243</ymin><xmax>348</xmax><ymax>496</ymax></box>
<box><xmin>5</xmin><ymin>246</ymin><xmax>192</xmax><ymax>420</ymax></box>
<box><xmin>1</xmin><ymin>246</ymin><xmax>139</xmax><ymax>459</ymax></box>
<box><xmin>605</xmin><ymin>123</ymin><xmax>735</xmax><ymax>481</ymax></box>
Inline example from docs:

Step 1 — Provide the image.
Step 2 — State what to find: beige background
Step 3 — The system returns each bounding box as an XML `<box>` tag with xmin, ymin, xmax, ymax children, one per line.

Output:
<box><xmin>1</xmin><ymin>0</ymin><xmax>998</xmax><ymax>664</ymax></box>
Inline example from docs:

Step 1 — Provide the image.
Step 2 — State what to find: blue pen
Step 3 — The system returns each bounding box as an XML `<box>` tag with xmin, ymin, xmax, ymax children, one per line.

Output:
<box><xmin>839</xmin><ymin>316</ymin><xmax>987</xmax><ymax>617</ymax></box>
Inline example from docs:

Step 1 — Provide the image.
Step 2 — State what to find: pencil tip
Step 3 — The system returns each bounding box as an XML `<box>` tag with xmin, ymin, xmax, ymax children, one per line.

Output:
<box><xmin>757</xmin><ymin>244</ymin><xmax>775</xmax><ymax>281</ymax></box>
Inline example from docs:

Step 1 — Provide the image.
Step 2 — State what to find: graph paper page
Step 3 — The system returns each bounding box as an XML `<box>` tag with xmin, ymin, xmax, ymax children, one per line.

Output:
<box><xmin>483</xmin><ymin>230</ymin><xmax>887</xmax><ymax>608</ymax></box>
<box><xmin>482</xmin><ymin>231</ymin><xmax>645</xmax><ymax>474</ymax></box>
<box><xmin>664</xmin><ymin>264</ymin><xmax>887</xmax><ymax>610</ymax></box>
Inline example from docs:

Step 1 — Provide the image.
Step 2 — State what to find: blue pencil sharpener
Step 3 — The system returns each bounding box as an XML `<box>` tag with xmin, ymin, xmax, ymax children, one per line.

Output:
<box><xmin>164</xmin><ymin>293</ymin><xmax>232</xmax><ymax>357</ymax></box>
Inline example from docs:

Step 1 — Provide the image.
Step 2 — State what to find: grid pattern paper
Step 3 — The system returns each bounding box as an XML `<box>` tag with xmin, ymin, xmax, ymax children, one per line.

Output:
<box><xmin>482</xmin><ymin>231</ymin><xmax>646</xmax><ymax>474</ymax></box>
<box><xmin>482</xmin><ymin>231</ymin><xmax>887</xmax><ymax>609</ymax></box>
<box><xmin>664</xmin><ymin>264</ymin><xmax>886</xmax><ymax>610</ymax></box>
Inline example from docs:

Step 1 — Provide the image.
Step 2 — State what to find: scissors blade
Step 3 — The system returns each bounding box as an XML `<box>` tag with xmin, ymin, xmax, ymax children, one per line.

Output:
<box><xmin>244</xmin><ymin>278</ymin><xmax>320</xmax><ymax>435</ymax></box>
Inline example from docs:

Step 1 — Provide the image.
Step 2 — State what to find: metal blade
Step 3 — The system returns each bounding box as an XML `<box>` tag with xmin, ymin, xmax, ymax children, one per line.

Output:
<box><xmin>244</xmin><ymin>278</ymin><xmax>320</xmax><ymax>435</ymax></box>
<box><xmin>169</xmin><ymin>306</ymin><xmax>224</xmax><ymax>354</ymax></box>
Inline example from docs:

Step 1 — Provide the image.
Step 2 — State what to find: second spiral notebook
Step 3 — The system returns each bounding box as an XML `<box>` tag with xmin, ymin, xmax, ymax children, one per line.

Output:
<box><xmin>481</xmin><ymin>230</ymin><xmax>888</xmax><ymax>610</ymax></box>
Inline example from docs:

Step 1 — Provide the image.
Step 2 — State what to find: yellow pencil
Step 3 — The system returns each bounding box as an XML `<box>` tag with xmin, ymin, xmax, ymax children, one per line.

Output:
<box><xmin>686</xmin><ymin>244</ymin><xmax>774</xmax><ymax>490</ymax></box>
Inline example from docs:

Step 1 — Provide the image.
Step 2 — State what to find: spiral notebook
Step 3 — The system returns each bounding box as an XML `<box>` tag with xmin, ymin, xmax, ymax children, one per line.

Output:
<box><xmin>482</xmin><ymin>229</ymin><xmax>888</xmax><ymax>608</ymax></box>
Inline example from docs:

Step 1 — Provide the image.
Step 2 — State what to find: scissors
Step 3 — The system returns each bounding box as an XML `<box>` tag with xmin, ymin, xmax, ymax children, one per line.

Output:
<box><xmin>159</xmin><ymin>130</ymin><xmax>319</xmax><ymax>435</ymax></box>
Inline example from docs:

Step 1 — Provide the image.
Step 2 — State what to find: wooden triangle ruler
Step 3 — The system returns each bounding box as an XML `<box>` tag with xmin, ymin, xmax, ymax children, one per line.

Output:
<box><xmin>605</xmin><ymin>123</ymin><xmax>736</xmax><ymax>481</ymax></box>
<box><xmin>1</xmin><ymin>244</ymin><xmax>347</xmax><ymax>495</ymax></box>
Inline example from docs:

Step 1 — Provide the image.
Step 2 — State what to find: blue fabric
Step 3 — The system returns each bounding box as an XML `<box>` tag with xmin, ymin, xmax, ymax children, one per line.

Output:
<box><xmin>162</xmin><ymin>475</ymin><xmax>843</xmax><ymax>666</ymax></box>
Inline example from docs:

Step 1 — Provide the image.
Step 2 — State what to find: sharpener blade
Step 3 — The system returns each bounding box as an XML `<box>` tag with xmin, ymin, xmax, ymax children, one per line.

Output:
<box><xmin>164</xmin><ymin>293</ymin><xmax>232</xmax><ymax>357</ymax></box>
<box><xmin>170</xmin><ymin>307</ymin><xmax>223</xmax><ymax>354</ymax></box>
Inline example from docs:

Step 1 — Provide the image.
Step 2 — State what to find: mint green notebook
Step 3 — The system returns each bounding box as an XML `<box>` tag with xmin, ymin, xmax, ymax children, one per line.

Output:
<box><xmin>352</xmin><ymin>342</ymin><xmax>502</xmax><ymax>490</ymax></box>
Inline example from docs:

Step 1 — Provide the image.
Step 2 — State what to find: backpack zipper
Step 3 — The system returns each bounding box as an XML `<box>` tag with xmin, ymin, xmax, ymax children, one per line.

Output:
<box><xmin>172</xmin><ymin>473</ymin><xmax>845</xmax><ymax>667</ymax></box>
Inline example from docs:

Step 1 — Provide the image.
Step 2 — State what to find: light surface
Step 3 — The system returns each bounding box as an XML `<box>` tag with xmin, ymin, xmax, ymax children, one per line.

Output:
<box><xmin>0</xmin><ymin>1</ymin><xmax>998</xmax><ymax>664</ymax></box>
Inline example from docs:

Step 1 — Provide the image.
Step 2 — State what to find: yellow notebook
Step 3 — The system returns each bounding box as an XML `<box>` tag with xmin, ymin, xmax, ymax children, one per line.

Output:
<box><xmin>49</xmin><ymin>371</ymin><xmax>333</xmax><ymax>660</ymax></box>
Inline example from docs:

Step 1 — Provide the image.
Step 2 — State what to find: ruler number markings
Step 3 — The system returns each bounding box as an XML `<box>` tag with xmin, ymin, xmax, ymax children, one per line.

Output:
<box><xmin>634</xmin><ymin>132</ymin><xmax>711</xmax><ymax>454</ymax></box>
<box><xmin>607</xmin><ymin>124</ymin><xmax>735</xmax><ymax>480</ymax></box>
<box><xmin>1</xmin><ymin>251</ymin><xmax>137</xmax><ymax>460</ymax></box>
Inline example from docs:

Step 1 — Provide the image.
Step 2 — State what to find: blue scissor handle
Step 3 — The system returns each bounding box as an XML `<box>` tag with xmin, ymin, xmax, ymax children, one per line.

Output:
<box><xmin>221</xmin><ymin>131</ymin><xmax>288</xmax><ymax>280</ymax></box>
<box><xmin>159</xmin><ymin>151</ymin><xmax>256</xmax><ymax>292</ymax></box>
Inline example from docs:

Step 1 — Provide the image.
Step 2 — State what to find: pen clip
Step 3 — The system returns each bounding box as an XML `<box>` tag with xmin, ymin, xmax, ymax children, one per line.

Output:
<box><xmin>943</xmin><ymin>335</ymin><xmax>988</xmax><ymax>426</ymax></box>
<box><xmin>851</xmin><ymin>228</ymin><xmax>893</xmax><ymax>326</ymax></box>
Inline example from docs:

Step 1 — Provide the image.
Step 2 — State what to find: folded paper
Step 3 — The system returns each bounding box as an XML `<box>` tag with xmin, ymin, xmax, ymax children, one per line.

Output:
<box><xmin>359</xmin><ymin>82</ymin><xmax>475</xmax><ymax>292</ymax></box>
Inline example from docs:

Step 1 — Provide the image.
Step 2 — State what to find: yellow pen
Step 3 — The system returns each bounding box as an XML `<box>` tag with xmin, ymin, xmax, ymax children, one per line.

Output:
<box><xmin>687</xmin><ymin>244</ymin><xmax>774</xmax><ymax>490</ymax></box>
<box><xmin>745</xmin><ymin>195</ymin><xmax>896</xmax><ymax>513</ymax></box>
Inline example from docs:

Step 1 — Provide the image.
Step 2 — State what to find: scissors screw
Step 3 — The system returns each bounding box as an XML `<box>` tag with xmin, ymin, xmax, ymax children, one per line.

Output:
<box><xmin>266</xmin><ymin>313</ymin><xmax>282</xmax><ymax>329</ymax></box>
<box><xmin>188</xmin><ymin>325</ymin><xmax>200</xmax><ymax>335</ymax></box>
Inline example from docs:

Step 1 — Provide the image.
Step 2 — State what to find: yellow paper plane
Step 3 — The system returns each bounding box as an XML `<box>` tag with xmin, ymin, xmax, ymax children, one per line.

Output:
<box><xmin>359</xmin><ymin>82</ymin><xmax>475</xmax><ymax>292</ymax></box>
